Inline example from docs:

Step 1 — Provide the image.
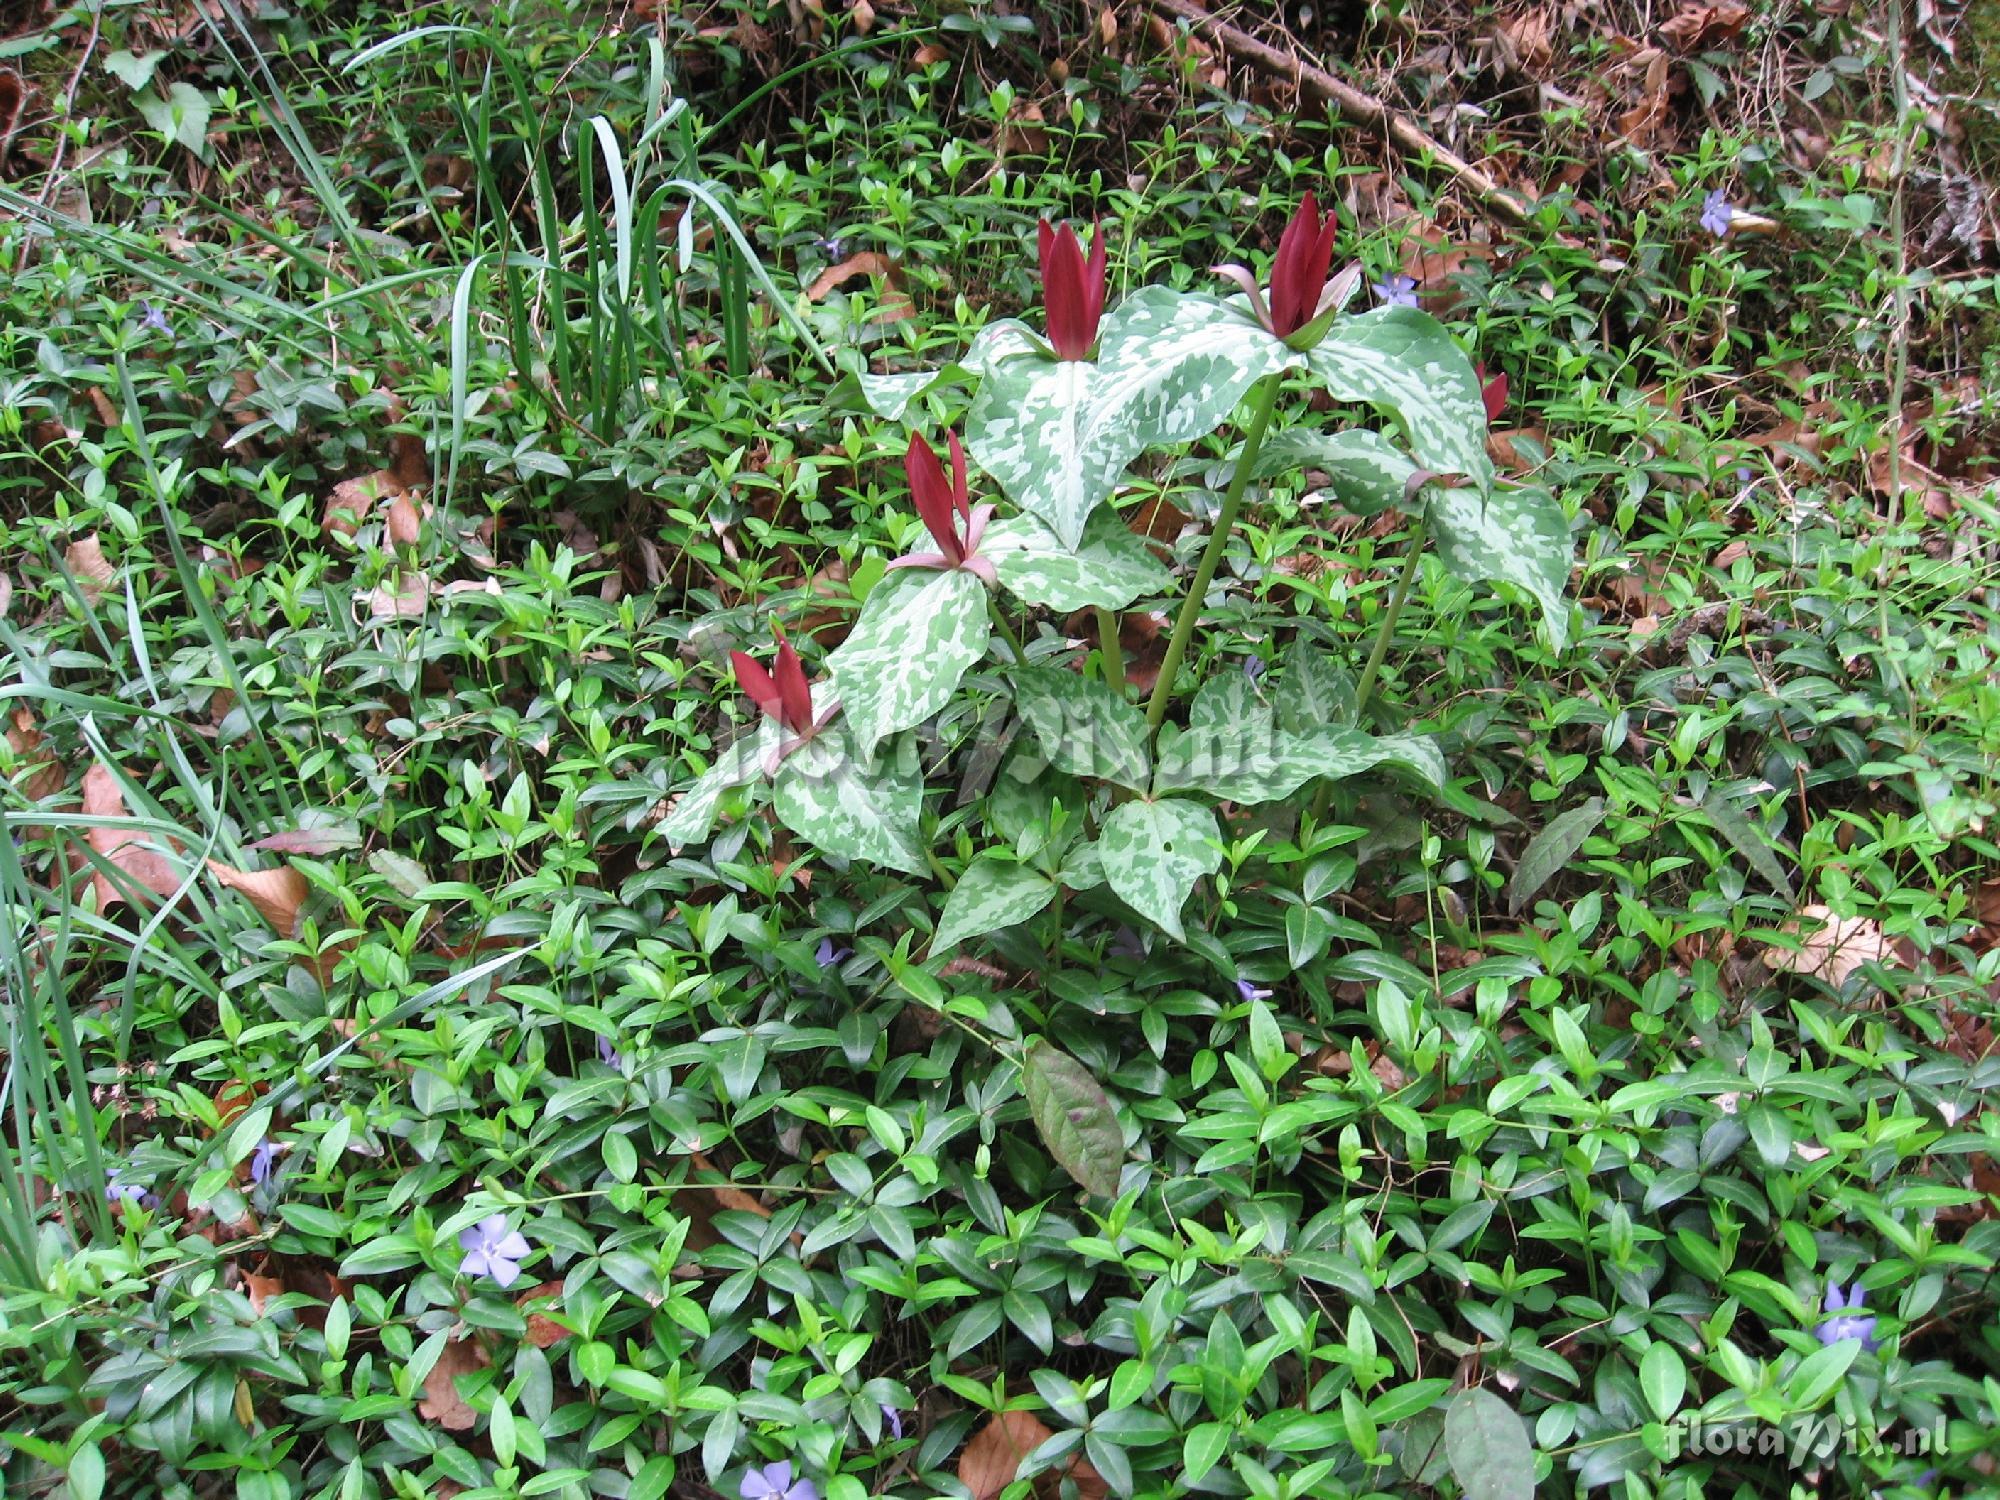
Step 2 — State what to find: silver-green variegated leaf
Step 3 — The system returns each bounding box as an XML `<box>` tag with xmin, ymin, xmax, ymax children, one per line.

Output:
<box><xmin>1425</xmin><ymin>480</ymin><xmax>1574</xmax><ymax>649</ymax></box>
<box><xmin>771</xmin><ymin>729</ymin><xmax>925</xmax><ymax>874</ymax></box>
<box><xmin>660</xmin><ymin>721</ymin><xmax>782</xmax><ymax>848</ymax></box>
<box><xmin>1154</xmin><ymin>718</ymin><xmax>1446</xmax><ymax>803</ymax></box>
<box><xmin>1362</xmin><ymin>732</ymin><xmax>1448</xmax><ymax>791</ymax></box>
<box><xmin>931</xmin><ymin>857</ymin><xmax>1057</xmax><ymax>953</ymax></box>
<box><xmin>1304</xmin><ymin>307</ymin><xmax>1494</xmax><ymax>501</ymax></box>
<box><xmin>984</xmin><ymin>510</ymin><xmax>1172</xmax><ymax>613</ymax></box>
<box><xmin>1059</xmin><ymin>839</ymin><xmax>1104</xmax><ymax>892</ymax></box>
<box><xmin>849</xmin><ymin>318</ymin><xmax>1045</xmax><ymax>421</ymax></box>
<box><xmin>1189</xmin><ymin>669</ymin><xmax>1271</xmax><ymax>731</ymax></box>
<box><xmin>826</xmin><ymin>567</ymin><xmax>990</xmax><ymax>762</ymax></box>
<box><xmin>1278</xmin><ymin>639</ymin><xmax>1358</xmax><ymax>733</ymax></box>
<box><xmin>1099</xmin><ymin>797</ymin><xmax>1222</xmax><ymax>941</ymax></box>
<box><xmin>968</xmin><ymin>288</ymin><xmax>1302</xmax><ymax>548</ymax></box>
<box><xmin>1259</xmin><ymin>426</ymin><xmax>1420</xmax><ymax>517</ymax></box>
<box><xmin>1014</xmin><ymin>667</ymin><xmax>1151</xmax><ymax>793</ymax></box>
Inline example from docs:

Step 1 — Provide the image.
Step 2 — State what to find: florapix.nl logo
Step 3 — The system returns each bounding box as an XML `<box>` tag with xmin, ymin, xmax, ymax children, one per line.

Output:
<box><xmin>1671</xmin><ymin>1412</ymin><xmax>1947</xmax><ymax>1467</ymax></box>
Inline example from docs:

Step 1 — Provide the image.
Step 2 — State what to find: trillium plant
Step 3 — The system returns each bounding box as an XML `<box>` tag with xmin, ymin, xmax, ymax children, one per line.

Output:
<box><xmin>662</xmin><ymin>192</ymin><xmax>1574</xmax><ymax>1182</ymax></box>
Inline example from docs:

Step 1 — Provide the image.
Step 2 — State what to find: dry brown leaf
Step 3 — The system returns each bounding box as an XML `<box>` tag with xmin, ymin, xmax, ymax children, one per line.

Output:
<box><xmin>83</xmin><ymin>763</ymin><xmax>183</xmax><ymax>909</ymax></box>
<box><xmin>1659</xmin><ymin>1</ymin><xmax>1750</xmax><ymax>51</ymax></box>
<box><xmin>323</xmin><ymin>471</ymin><xmax>404</xmax><ymax>539</ymax></box>
<box><xmin>252</xmin><ymin>827</ymin><xmax>357</xmax><ymax>856</ymax></box>
<box><xmin>243</xmin><ymin>1269</ymin><xmax>285</xmax><ymax>1316</ymax></box>
<box><xmin>418</xmin><ymin>1337</ymin><xmax>489</xmax><ymax>1432</ymax></box>
<box><xmin>206</xmin><ymin>859</ymin><xmax>308</xmax><ymax>938</ymax></box>
<box><xmin>7</xmin><ymin>709</ymin><xmax>65</xmax><ymax>805</ymax></box>
<box><xmin>385</xmin><ymin>494</ymin><xmax>421</xmax><ymax>548</ymax></box>
<box><xmin>515</xmin><ymin>1281</ymin><xmax>572</xmax><ymax>1348</ymax></box>
<box><xmin>676</xmin><ymin>1150</ymin><xmax>773</xmax><ymax>1255</ymax></box>
<box><xmin>0</xmin><ymin>570</ymin><xmax>11</xmax><ymax>621</ymax></box>
<box><xmin>849</xmin><ymin>0</ymin><xmax>875</xmax><ymax>32</ymax></box>
<box><xmin>959</xmin><ymin>1410</ymin><xmax>1106</xmax><ymax>1500</ymax></box>
<box><xmin>1765</xmin><ymin>905</ymin><xmax>1895</xmax><ymax>989</ymax></box>
<box><xmin>1097</xmin><ymin>5</ymin><xmax>1118</xmax><ymax>44</ymax></box>
<box><xmin>65</xmin><ymin>534</ymin><xmax>116</xmax><ymax>605</ymax></box>
<box><xmin>912</xmin><ymin>42</ymin><xmax>947</xmax><ymax>65</ymax></box>
<box><xmin>369</xmin><ymin>572</ymin><xmax>433</xmax><ymax>618</ymax></box>
<box><xmin>1497</xmin><ymin>9</ymin><xmax>1552</xmax><ymax>72</ymax></box>
<box><xmin>85</xmin><ymin>387</ymin><xmax>122</xmax><ymax>428</ymax></box>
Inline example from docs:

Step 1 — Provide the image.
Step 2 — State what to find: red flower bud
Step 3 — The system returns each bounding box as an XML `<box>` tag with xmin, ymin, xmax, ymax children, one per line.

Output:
<box><xmin>1268</xmin><ymin>191</ymin><xmax>1337</xmax><ymax>337</ymax></box>
<box><xmin>1037</xmin><ymin>218</ymin><xmax>1107</xmax><ymax>361</ymax></box>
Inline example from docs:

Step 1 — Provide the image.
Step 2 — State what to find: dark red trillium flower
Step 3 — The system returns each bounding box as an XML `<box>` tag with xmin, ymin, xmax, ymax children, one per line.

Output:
<box><xmin>731</xmin><ymin>636</ymin><xmax>840</xmax><ymax>772</ymax></box>
<box><xmin>1475</xmin><ymin>363</ymin><xmax>1509</xmax><ymax>425</ymax></box>
<box><xmin>1037</xmin><ymin>219</ymin><xmax>1107</xmax><ymax>361</ymax></box>
<box><xmin>890</xmin><ymin>431</ymin><xmax>997</xmax><ymax>584</ymax></box>
<box><xmin>1214</xmin><ymin>190</ymin><xmax>1344</xmax><ymax>341</ymax></box>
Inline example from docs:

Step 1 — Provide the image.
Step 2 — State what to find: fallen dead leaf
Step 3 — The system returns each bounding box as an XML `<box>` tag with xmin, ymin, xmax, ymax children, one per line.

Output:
<box><xmin>1659</xmin><ymin>1</ymin><xmax>1750</xmax><ymax>51</ymax></box>
<box><xmin>1764</xmin><ymin>905</ymin><xmax>1896</xmax><ymax>989</ymax></box>
<box><xmin>676</xmin><ymin>1150</ymin><xmax>773</xmax><ymax>1256</ymax></box>
<box><xmin>912</xmin><ymin>41</ymin><xmax>948</xmax><ymax>65</ymax></box>
<box><xmin>206</xmin><ymin>859</ymin><xmax>308</xmax><ymax>938</ymax></box>
<box><xmin>83</xmin><ymin>763</ymin><xmax>183</xmax><ymax>909</ymax></box>
<box><xmin>323</xmin><ymin>471</ymin><xmax>404</xmax><ymax>539</ymax></box>
<box><xmin>65</xmin><ymin>534</ymin><xmax>116</xmax><ymax>605</ymax></box>
<box><xmin>418</xmin><ymin>1336</ymin><xmax>489</xmax><ymax>1432</ymax></box>
<box><xmin>1496</xmin><ymin>8</ymin><xmax>1552</xmax><ymax>71</ymax></box>
<box><xmin>244</xmin><ymin>1269</ymin><xmax>285</xmax><ymax>1316</ymax></box>
<box><xmin>515</xmin><ymin>1281</ymin><xmax>572</xmax><ymax>1348</ymax></box>
<box><xmin>385</xmin><ymin>494</ymin><xmax>422</xmax><ymax>548</ymax></box>
<box><xmin>849</xmin><ymin>0</ymin><xmax>875</xmax><ymax>32</ymax></box>
<box><xmin>7</xmin><ymin>709</ymin><xmax>65</xmax><ymax>805</ymax></box>
<box><xmin>959</xmin><ymin>1410</ymin><xmax>1106</xmax><ymax>1500</ymax></box>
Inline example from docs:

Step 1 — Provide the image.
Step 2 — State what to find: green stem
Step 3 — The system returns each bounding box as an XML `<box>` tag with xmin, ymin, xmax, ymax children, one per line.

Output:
<box><xmin>1095</xmin><ymin>607</ymin><xmax>1125</xmax><ymax>698</ymax></box>
<box><xmin>988</xmin><ymin>596</ymin><xmax>1028</xmax><ymax>665</ymax></box>
<box><xmin>1308</xmin><ymin>518</ymin><xmax>1427</xmax><ymax>824</ymax></box>
<box><xmin>1145</xmin><ymin>374</ymin><xmax>1283</xmax><ymax>735</ymax></box>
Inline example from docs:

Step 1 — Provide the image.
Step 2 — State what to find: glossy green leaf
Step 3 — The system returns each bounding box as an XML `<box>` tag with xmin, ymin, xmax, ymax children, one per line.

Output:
<box><xmin>1444</xmin><ymin>1388</ymin><xmax>1535</xmax><ymax>1500</ymax></box>
<box><xmin>660</xmin><ymin>722</ymin><xmax>781</xmax><ymax>849</ymax></box>
<box><xmin>1505</xmin><ymin>796</ymin><xmax>1606</xmax><ymax>915</ymax></box>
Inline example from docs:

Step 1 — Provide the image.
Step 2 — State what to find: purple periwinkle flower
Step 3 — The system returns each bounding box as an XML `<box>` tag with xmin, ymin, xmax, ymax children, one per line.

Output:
<box><xmin>740</xmin><ymin>1461</ymin><xmax>817</xmax><ymax>1500</ymax></box>
<box><xmin>881</xmin><ymin>1404</ymin><xmax>904</xmax><ymax>1440</ymax></box>
<box><xmin>1371</xmin><ymin>274</ymin><xmax>1419</xmax><ymax>309</ymax></box>
<box><xmin>1242</xmin><ymin>656</ymin><xmax>1266</xmax><ymax>681</ymax></box>
<box><xmin>596</xmin><ymin>1034</ymin><xmax>623</xmax><ymax>1069</ymax></box>
<box><xmin>814</xmin><ymin>937</ymin><xmax>851</xmax><ymax>969</ymax></box>
<box><xmin>249</xmin><ymin>1139</ymin><xmax>277</xmax><ymax>1186</ymax></box>
<box><xmin>1700</xmin><ymin>189</ymin><xmax>1734</xmax><ymax>238</ymax></box>
<box><xmin>1236</xmin><ymin>978</ymin><xmax>1272</xmax><ymax>1003</ymax></box>
<box><xmin>105</xmin><ymin>1169</ymin><xmax>150</xmax><ymax>1207</ymax></box>
<box><xmin>458</xmin><ymin>1214</ymin><xmax>531</xmax><ymax>1289</ymax></box>
<box><xmin>1815</xmin><ymin>1282</ymin><xmax>1879</xmax><ymax>1350</ymax></box>
<box><xmin>138</xmin><ymin>300</ymin><xmax>171</xmax><ymax>334</ymax></box>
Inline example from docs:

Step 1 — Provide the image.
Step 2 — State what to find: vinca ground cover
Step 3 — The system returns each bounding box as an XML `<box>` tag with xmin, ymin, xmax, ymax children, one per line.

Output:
<box><xmin>0</xmin><ymin>2</ymin><xmax>1997</xmax><ymax>1498</ymax></box>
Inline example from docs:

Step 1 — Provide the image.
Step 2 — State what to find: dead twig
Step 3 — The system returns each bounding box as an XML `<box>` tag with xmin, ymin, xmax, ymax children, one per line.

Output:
<box><xmin>1147</xmin><ymin>0</ymin><xmax>1531</xmax><ymax>225</ymax></box>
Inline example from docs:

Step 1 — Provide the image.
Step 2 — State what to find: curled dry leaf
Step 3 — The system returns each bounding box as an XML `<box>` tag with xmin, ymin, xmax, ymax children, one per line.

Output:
<box><xmin>385</xmin><ymin>494</ymin><xmax>422</xmax><ymax>548</ymax></box>
<box><xmin>83</xmin><ymin>763</ymin><xmax>184</xmax><ymax>909</ymax></box>
<box><xmin>322</xmin><ymin>471</ymin><xmax>404</xmax><ymax>539</ymax></box>
<box><xmin>369</xmin><ymin>571</ymin><xmax>433</xmax><ymax>618</ymax></box>
<box><xmin>849</xmin><ymin>0</ymin><xmax>875</xmax><ymax>33</ymax></box>
<box><xmin>417</xmin><ymin>1336</ymin><xmax>489</xmax><ymax>1432</ymax></box>
<box><xmin>958</xmin><ymin>1410</ymin><xmax>1107</xmax><ymax>1500</ymax></box>
<box><xmin>1659</xmin><ymin>0</ymin><xmax>1750</xmax><ymax>51</ymax></box>
<box><xmin>515</xmin><ymin>1281</ymin><xmax>572</xmax><ymax>1348</ymax></box>
<box><xmin>7</xmin><ymin>709</ymin><xmax>65</xmax><ymax>804</ymax></box>
<box><xmin>65</xmin><ymin>534</ymin><xmax>116</xmax><ymax>605</ymax></box>
<box><xmin>206</xmin><ymin>859</ymin><xmax>308</xmax><ymax>938</ymax></box>
<box><xmin>1764</xmin><ymin>904</ymin><xmax>1895</xmax><ymax>989</ymax></box>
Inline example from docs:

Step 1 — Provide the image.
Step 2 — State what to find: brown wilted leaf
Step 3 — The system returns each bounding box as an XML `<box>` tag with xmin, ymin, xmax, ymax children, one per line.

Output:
<box><xmin>515</xmin><ymin>1281</ymin><xmax>572</xmax><ymax>1348</ymax></box>
<box><xmin>323</xmin><ymin>471</ymin><xmax>404</xmax><ymax>539</ymax></box>
<box><xmin>808</xmin><ymin>250</ymin><xmax>896</xmax><ymax>302</ymax></box>
<box><xmin>1765</xmin><ymin>905</ymin><xmax>1896</xmax><ymax>989</ymax></box>
<box><xmin>389</xmin><ymin>431</ymin><xmax>430</xmax><ymax>492</ymax></box>
<box><xmin>368</xmin><ymin>572</ymin><xmax>433</xmax><ymax>618</ymax></box>
<box><xmin>206</xmin><ymin>859</ymin><xmax>308</xmax><ymax>938</ymax></box>
<box><xmin>1097</xmin><ymin>6</ymin><xmax>1118</xmax><ymax>45</ymax></box>
<box><xmin>7</xmin><ymin>709</ymin><xmax>65</xmax><ymax>805</ymax></box>
<box><xmin>65</xmin><ymin>534</ymin><xmax>116</xmax><ymax>605</ymax></box>
<box><xmin>959</xmin><ymin>1410</ymin><xmax>1106</xmax><ymax>1500</ymax></box>
<box><xmin>418</xmin><ymin>1337</ymin><xmax>489</xmax><ymax>1432</ymax></box>
<box><xmin>243</xmin><ymin>1269</ymin><xmax>285</xmax><ymax>1316</ymax></box>
<box><xmin>849</xmin><ymin>0</ymin><xmax>875</xmax><ymax>33</ymax></box>
<box><xmin>1659</xmin><ymin>1</ymin><xmax>1750</xmax><ymax>51</ymax></box>
<box><xmin>912</xmin><ymin>41</ymin><xmax>948</xmax><ymax>65</ymax></box>
<box><xmin>86</xmin><ymin>387</ymin><xmax>122</xmax><ymax>428</ymax></box>
<box><xmin>214</xmin><ymin>1079</ymin><xmax>264</xmax><ymax>1129</ymax></box>
<box><xmin>1496</xmin><ymin>9</ymin><xmax>1552</xmax><ymax>71</ymax></box>
<box><xmin>83</xmin><ymin>763</ymin><xmax>183</xmax><ymax>909</ymax></box>
<box><xmin>251</xmin><ymin>826</ymin><xmax>360</xmax><ymax>856</ymax></box>
<box><xmin>675</xmin><ymin>1150</ymin><xmax>773</xmax><ymax>1255</ymax></box>
<box><xmin>385</xmin><ymin>494</ymin><xmax>422</xmax><ymax>548</ymax></box>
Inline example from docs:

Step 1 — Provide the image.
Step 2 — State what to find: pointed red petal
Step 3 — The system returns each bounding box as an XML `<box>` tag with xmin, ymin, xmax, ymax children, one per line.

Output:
<box><xmin>1041</xmin><ymin>221</ymin><xmax>1091</xmax><ymax>360</ymax></box>
<box><xmin>1038</xmin><ymin>219</ymin><xmax>1056</xmax><ymax>287</ymax></box>
<box><xmin>1084</xmin><ymin>219</ymin><xmax>1108</xmax><ymax>338</ymax></box>
<box><xmin>904</xmin><ymin>432</ymin><xmax>964</xmax><ymax>563</ymax></box>
<box><xmin>732</xmin><ymin>651</ymin><xmax>783</xmax><ymax>722</ymax></box>
<box><xmin>1271</xmin><ymin>191</ymin><xmax>1331</xmax><ymax>336</ymax></box>
<box><xmin>947</xmin><ymin>430</ymin><xmax>971</xmax><ymax>525</ymax></box>
<box><xmin>773</xmin><ymin>640</ymin><xmax>813</xmax><ymax>734</ymax></box>
<box><xmin>1481</xmin><ymin>371</ymin><xmax>1509</xmax><ymax>425</ymax></box>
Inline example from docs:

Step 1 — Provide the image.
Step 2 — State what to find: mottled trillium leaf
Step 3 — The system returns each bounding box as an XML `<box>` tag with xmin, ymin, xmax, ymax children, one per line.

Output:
<box><xmin>1258</xmin><ymin>426</ymin><xmax>1421</xmax><ymax>517</ymax></box>
<box><xmin>1424</xmin><ymin>481</ymin><xmax>1574</xmax><ymax>649</ymax></box>
<box><xmin>847</xmin><ymin>318</ymin><xmax>1044</xmax><ymax>421</ymax></box>
<box><xmin>771</xmin><ymin>729</ymin><xmax>925</xmax><ymax>874</ymax></box>
<box><xmin>1153</xmin><ymin>720</ymin><xmax>1441</xmax><ymax>804</ymax></box>
<box><xmin>1444</xmin><ymin>1388</ymin><xmax>1535</xmax><ymax>1500</ymax></box>
<box><xmin>1022</xmin><ymin>1041</ymin><xmax>1125</xmax><ymax>1196</ymax></box>
<box><xmin>660</xmin><ymin>721</ymin><xmax>783</xmax><ymax>848</ymax></box>
<box><xmin>826</xmin><ymin>567</ymin><xmax>990</xmax><ymax>762</ymax></box>
<box><xmin>1304</xmin><ymin>307</ymin><xmax>1494</xmax><ymax>499</ymax></box>
<box><xmin>1278</xmin><ymin>639</ymin><xmax>1359</xmax><ymax>732</ymax></box>
<box><xmin>1188</xmin><ymin>670</ymin><xmax>1270</xmax><ymax>732</ymax></box>
<box><xmin>1014</xmin><ymin>667</ymin><xmax>1151</xmax><ymax>793</ymax></box>
<box><xmin>931</xmin><ymin>858</ymin><xmax>1057</xmax><ymax>954</ymax></box>
<box><xmin>1506</xmin><ymin>796</ymin><xmax>1607</xmax><ymax>916</ymax></box>
<box><xmin>984</xmin><ymin>510</ymin><xmax>1172</xmax><ymax>613</ymax></box>
<box><xmin>968</xmin><ymin>287</ymin><xmax>1302</xmax><ymax>549</ymax></box>
<box><xmin>1098</xmin><ymin>797</ymin><xmax>1222</xmax><ymax>941</ymax></box>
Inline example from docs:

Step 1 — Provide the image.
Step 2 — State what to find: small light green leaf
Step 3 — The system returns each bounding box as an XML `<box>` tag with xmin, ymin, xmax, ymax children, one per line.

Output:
<box><xmin>932</xmin><ymin>858</ymin><xmax>1057</xmax><ymax>953</ymax></box>
<box><xmin>772</xmin><ymin>730</ymin><xmax>924</xmax><ymax>874</ymax></box>
<box><xmin>985</xmin><ymin>510</ymin><xmax>1171</xmax><ymax>613</ymax></box>
<box><xmin>135</xmin><ymin>82</ymin><xmax>212</xmax><ymax>157</ymax></box>
<box><xmin>1425</xmin><ymin>481</ymin><xmax>1574</xmax><ymax>648</ymax></box>
<box><xmin>1022</xmin><ymin>1040</ymin><xmax>1125</xmax><ymax>1195</ymax></box>
<box><xmin>1784</xmin><ymin>1336</ymin><xmax>1861</xmax><ymax>1409</ymax></box>
<box><xmin>660</xmin><ymin>723</ymin><xmax>780</xmax><ymax>848</ymax></box>
<box><xmin>1506</xmin><ymin>797</ymin><xmax>1606</xmax><ymax>916</ymax></box>
<box><xmin>1444</xmin><ymin>1387</ymin><xmax>1535</xmax><ymax>1500</ymax></box>
<box><xmin>1640</xmin><ymin>1342</ymin><xmax>1687</xmax><ymax>1421</ymax></box>
<box><xmin>1260</xmin><ymin>426</ymin><xmax>1420</xmax><ymax>517</ymax></box>
<box><xmin>366</xmin><ymin>848</ymin><xmax>433</xmax><ymax>898</ymax></box>
<box><xmin>1014</xmin><ymin>667</ymin><xmax>1151</xmax><ymax>792</ymax></box>
<box><xmin>969</xmin><ymin>288</ymin><xmax>1300</xmax><ymax>548</ymax></box>
<box><xmin>67</xmin><ymin>1444</ymin><xmax>106</xmax><ymax>1500</ymax></box>
<box><xmin>1099</xmin><ymin>798</ymin><xmax>1222</xmax><ymax>941</ymax></box>
<box><xmin>1183</xmin><ymin>1423</ymin><xmax>1230</xmax><ymax>1485</ymax></box>
<box><xmin>104</xmin><ymin>49</ymin><xmax>165</xmax><ymax>91</ymax></box>
<box><xmin>826</xmin><ymin>566</ymin><xmax>990</xmax><ymax>762</ymax></box>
